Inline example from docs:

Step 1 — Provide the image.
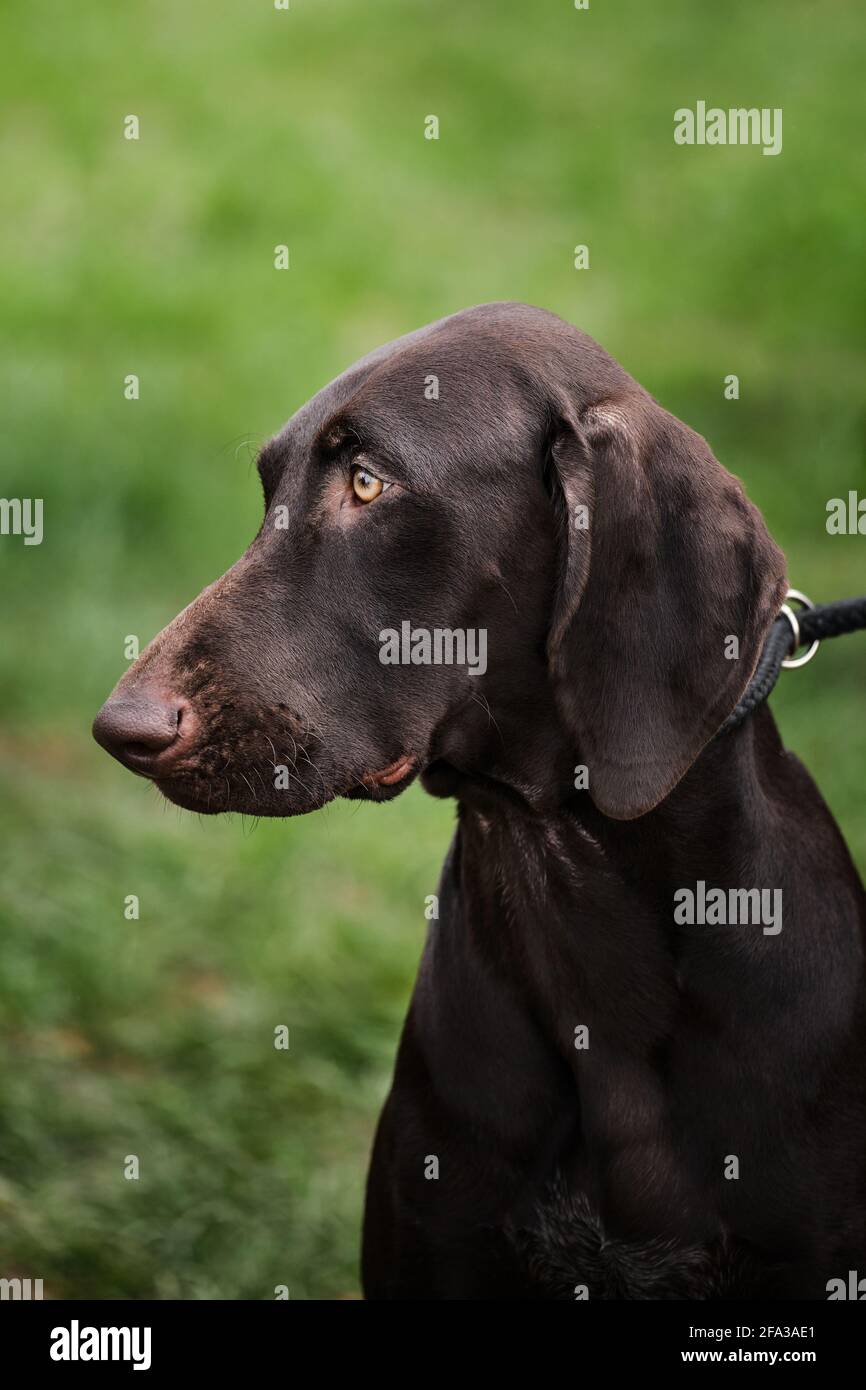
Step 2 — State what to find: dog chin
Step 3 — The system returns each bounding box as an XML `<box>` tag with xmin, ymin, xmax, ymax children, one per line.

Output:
<box><xmin>154</xmin><ymin>780</ymin><xmax>222</xmax><ymax>814</ymax></box>
<box><xmin>153</xmin><ymin>777</ymin><xmax>335</xmax><ymax>818</ymax></box>
<box><xmin>153</xmin><ymin>754</ymin><xmax>420</xmax><ymax>817</ymax></box>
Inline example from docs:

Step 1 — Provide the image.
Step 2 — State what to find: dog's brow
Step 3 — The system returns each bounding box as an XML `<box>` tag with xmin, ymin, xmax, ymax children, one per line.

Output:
<box><xmin>314</xmin><ymin>421</ymin><xmax>365</xmax><ymax>461</ymax></box>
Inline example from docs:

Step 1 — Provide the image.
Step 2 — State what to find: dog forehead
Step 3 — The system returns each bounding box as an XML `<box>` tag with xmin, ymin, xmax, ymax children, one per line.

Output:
<box><xmin>324</xmin><ymin>344</ymin><xmax>547</xmax><ymax>476</ymax></box>
<box><xmin>266</xmin><ymin>301</ymin><xmax>629</xmax><ymax>483</ymax></box>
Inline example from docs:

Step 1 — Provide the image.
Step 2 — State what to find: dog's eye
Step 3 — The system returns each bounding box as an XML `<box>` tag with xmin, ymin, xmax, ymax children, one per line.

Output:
<box><xmin>352</xmin><ymin>466</ymin><xmax>389</xmax><ymax>504</ymax></box>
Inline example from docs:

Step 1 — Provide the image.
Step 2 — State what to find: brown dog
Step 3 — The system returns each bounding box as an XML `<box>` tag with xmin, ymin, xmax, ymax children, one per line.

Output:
<box><xmin>94</xmin><ymin>304</ymin><xmax>866</xmax><ymax>1298</ymax></box>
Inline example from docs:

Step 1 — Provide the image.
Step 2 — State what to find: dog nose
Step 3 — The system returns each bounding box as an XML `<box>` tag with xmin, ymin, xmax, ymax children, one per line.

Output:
<box><xmin>92</xmin><ymin>692</ymin><xmax>188</xmax><ymax>774</ymax></box>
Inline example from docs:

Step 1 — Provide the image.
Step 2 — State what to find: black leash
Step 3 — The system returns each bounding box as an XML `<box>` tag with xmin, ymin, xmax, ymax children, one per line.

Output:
<box><xmin>719</xmin><ymin>593</ymin><xmax>866</xmax><ymax>735</ymax></box>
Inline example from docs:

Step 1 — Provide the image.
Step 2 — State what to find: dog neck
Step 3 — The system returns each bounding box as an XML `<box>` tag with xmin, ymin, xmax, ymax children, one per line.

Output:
<box><xmin>416</xmin><ymin>702</ymin><xmax>864</xmax><ymax>1244</ymax></box>
<box><xmin>425</xmin><ymin>698</ymin><xmax>863</xmax><ymax>1033</ymax></box>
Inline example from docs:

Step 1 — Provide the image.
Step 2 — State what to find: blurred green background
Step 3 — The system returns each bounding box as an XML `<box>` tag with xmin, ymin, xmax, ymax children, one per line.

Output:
<box><xmin>1</xmin><ymin>0</ymin><xmax>864</xmax><ymax>1298</ymax></box>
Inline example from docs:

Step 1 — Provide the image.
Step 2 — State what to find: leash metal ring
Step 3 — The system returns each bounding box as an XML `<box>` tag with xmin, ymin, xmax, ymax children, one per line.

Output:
<box><xmin>780</xmin><ymin>588</ymin><xmax>820</xmax><ymax>669</ymax></box>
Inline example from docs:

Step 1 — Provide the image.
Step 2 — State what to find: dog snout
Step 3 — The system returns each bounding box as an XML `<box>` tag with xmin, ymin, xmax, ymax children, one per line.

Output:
<box><xmin>92</xmin><ymin>690</ymin><xmax>195</xmax><ymax>776</ymax></box>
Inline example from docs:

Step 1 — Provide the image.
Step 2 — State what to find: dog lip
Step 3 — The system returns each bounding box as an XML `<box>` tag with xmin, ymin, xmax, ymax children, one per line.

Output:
<box><xmin>120</xmin><ymin>748</ymin><xmax>164</xmax><ymax>778</ymax></box>
<box><xmin>122</xmin><ymin>712</ymin><xmax>201</xmax><ymax>778</ymax></box>
<box><xmin>122</xmin><ymin>743</ymin><xmax>191</xmax><ymax>779</ymax></box>
<box><xmin>363</xmin><ymin>753</ymin><xmax>417</xmax><ymax>788</ymax></box>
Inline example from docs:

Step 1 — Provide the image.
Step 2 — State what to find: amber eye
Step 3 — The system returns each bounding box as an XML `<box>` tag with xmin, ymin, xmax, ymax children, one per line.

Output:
<box><xmin>352</xmin><ymin>465</ymin><xmax>387</xmax><ymax>503</ymax></box>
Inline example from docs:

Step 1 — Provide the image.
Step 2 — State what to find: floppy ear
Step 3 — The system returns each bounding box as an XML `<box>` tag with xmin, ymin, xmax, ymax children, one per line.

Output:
<box><xmin>547</xmin><ymin>391</ymin><xmax>787</xmax><ymax>820</ymax></box>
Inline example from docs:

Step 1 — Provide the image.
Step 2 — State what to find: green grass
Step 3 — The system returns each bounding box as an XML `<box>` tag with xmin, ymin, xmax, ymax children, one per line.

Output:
<box><xmin>1</xmin><ymin>735</ymin><xmax>451</xmax><ymax>1297</ymax></box>
<box><xmin>1</xmin><ymin>0</ymin><xmax>864</xmax><ymax>1297</ymax></box>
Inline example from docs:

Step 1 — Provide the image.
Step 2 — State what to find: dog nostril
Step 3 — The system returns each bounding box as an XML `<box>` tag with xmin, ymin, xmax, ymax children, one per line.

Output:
<box><xmin>92</xmin><ymin>693</ymin><xmax>187</xmax><ymax>770</ymax></box>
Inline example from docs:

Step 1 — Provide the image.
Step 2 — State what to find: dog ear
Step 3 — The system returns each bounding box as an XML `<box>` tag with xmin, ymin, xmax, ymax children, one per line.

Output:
<box><xmin>546</xmin><ymin>392</ymin><xmax>787</xmax><ymax>820</ymax></box>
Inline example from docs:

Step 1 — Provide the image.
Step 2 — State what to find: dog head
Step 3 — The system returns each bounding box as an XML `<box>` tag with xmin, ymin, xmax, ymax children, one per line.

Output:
<box><xmin>93</xmin><ymin>303</ymin><xmax>786</xmax><ymax>820</ymax></box>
